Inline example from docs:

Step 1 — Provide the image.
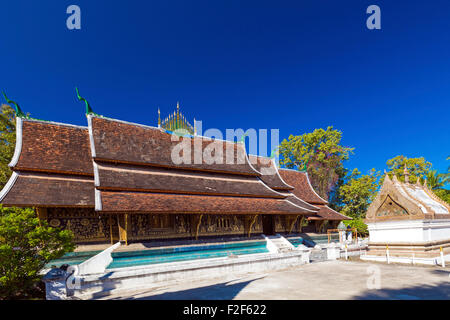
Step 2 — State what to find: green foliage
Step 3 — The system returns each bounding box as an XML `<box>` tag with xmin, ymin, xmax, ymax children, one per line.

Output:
<box><xmin>433</xmin><ymin>189</ymin><xmax>450</xmax><ymax>205</ymax></box>
<box><xmin>0</xmin><ymin>104</ymin><xmax>16</xmax><ymax>189</ymax></box>
<box><xmin>425</xmin><ymin>169</ymin><xmax>446</xmax><ymax>190</ymax></box>
<box><xmin>332</xmin><ymin>168</ymin><xmax>381</xmax><ymax>219</ymax></box>
<box><xmin>441</xmin><ymin>156</ymin><xmax>450</xmax><ymax>185</ymax></box>
<box><xmin>279</xmin><ymin>126</ymin><xmax>354</xmax><ymax>200</ymax></box>
<box><xmin>0</xmin><ymin>205</ymin><xmax>75</xmax><ymax>299</ymax></box>
<box><xmin>385</xmin><ymin>155</ymin><xmax>431</xmax><ymax>184</ymax></box>
<box><xmin>343</xmin><ymin>218</ymin><xmax>368</xmax><ymax>236</ymax></box>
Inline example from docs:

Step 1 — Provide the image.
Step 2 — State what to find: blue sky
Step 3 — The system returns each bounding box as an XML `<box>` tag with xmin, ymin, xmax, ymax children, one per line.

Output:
<box><xmin>1</xmin><ymin>1</ymin><xmax>449</xmax><ymax>176</ymax></box>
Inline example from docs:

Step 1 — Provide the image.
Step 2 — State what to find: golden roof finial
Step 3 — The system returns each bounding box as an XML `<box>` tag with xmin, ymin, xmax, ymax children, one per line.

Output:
<box><xmin>404</xmin><ymin>164</ymin><xmax>410</xmax><ymax>183</ymax></box>
<box><xmin>158</xmin><ymin>108</ymin><xmax>161</xmax><ymax>127</ymax></box>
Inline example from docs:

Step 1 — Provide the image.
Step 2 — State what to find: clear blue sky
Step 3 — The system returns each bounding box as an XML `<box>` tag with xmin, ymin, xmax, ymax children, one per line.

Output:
<box><xmin>1</xmin><ymin>0</ymin><xmax>449</xmax><ymax>176</ymax></box>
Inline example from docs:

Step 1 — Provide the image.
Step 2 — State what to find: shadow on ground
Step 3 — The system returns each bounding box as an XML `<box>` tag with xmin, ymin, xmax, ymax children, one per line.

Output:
<box><xmin>353</xmin><ymin>281</ymin><xmax>450</xmax><ymax>300</ymax></box>
<box><xmin>111</xmin><ymin>277</ymin><xmax>264</xmax><ymax>300</ymax></box>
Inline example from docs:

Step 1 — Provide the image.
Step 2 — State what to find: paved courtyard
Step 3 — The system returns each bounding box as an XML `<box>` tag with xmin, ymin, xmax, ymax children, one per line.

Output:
<box><xmin>102</xmin><ymin>260</ymin><xmax>450</xmax><ymax>300</ymax></box>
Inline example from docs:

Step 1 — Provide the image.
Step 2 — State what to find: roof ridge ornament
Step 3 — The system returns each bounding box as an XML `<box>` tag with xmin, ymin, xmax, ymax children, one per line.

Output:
<box><xmin>2</xmin><ymin>91</ymin><xmax>26</xmax><ymax>118</ymax></box>
<box><xmin>76</xmin><ymin>87</ymin><xmax>97</xmax><ymax>115</ymax></box>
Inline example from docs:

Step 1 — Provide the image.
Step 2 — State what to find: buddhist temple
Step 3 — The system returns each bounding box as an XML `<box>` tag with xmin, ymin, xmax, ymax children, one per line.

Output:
<box><xmin>363</xmin><ymin>167</ymin><xmax>450</xmax><ymax>264</ymax></box>
<box><xmin>0</xmin><ymin>101</ymin><xmax>350</xmax><ymax>246</ymax></box>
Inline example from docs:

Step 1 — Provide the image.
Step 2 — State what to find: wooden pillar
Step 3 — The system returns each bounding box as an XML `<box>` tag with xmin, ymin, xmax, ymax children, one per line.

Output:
<box><xmin>298</xmin><ymin>216</ymin><xmax>305</xmax><ymax>233</ymax></box>
<box><xmin>117</xmin><ymin>214</ymin><xmax>129</xmax><ymax>245</ymax></box>
<box><xmin>191</xmin><ymin>214</ymin><xmax>203</xmax><ymax>240</ymax></box>
<box><xmin>36</xmin><ymin>208</ymin><xmax>47</xmax><ymax>227</ymax></box>
<box><xmin>318</xmin><ymin>220</ymin><xmax>326</xmax><ymax>233</ymax></box>
<box><xmin>109</xmin><ymin>216</ymin><xmax>114</xmax><ymax>245</ymax></box>
<box><xmin>288</xmin><ymin>215</ymin><xmax>299</xmax><ymax>234</ymax></box>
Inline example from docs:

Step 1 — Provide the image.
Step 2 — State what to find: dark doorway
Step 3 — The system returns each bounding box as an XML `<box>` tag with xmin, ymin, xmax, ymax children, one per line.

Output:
<box><xmin>262</xmin><ymin>215</ymin><xmax>275</xmax><ymax>235</ymax></box>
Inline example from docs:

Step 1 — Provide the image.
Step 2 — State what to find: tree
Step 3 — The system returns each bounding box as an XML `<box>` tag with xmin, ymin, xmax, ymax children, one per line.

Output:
<box><xmin>332</xmin><ymin>168</ymin><xmax>381</xmax><ymax>219</ymax></box>
<box><xmin>279</xmin><ymin>126</ymin><xmax>354</xmax><ymax>200</ymax></box>
<box><xmin>0</xmin><ymin>104</ymin><xmax>16</xmax><ymax>189</ymax></box>
<box><xmin>425</xmin><ymin>169</ymin><xmax>445</xmax><ymax>190</ymax></box>
<box><xmin>385</xmin><ymin>155</ymin><xmax>431</xmax><ymax>184</ymax></box>
<box><xmin>0</xmin><ymin>205</ymin><xmax>75</xmax><ymax>299</ymax></box>
<box><xmin>0</xmin><ymin>105</ymin><xmax>74</xmax><ymax>299</ymax></box>
<box><xmin>441</xmin><ymin>156</ymin><xmax>450</xmax><ymax>185</ymax></box>
<box><xmin>434</xmin><ymin>189</ymin><xmax>450</xmax><ymax>205</ymax></box>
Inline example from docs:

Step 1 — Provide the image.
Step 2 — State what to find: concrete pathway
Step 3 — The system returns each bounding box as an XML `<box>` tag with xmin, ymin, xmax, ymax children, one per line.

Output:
<box><xmin>100</xmin><ymin>260</ymin><xmax>450</xmax><ymax>300</ymax></box>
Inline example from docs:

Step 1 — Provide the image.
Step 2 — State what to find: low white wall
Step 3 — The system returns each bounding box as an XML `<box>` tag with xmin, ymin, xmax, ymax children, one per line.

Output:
<box><xmin>72</xmin><ymin>251</ymin><xmax>310</xmax><ymax>299</ymax></box>
<box><xmin>368</xmin><ymin>219</ymin><xmax>450</xmax><ymax>243</ymax></box>
<box><xmin>77</xmin><ymin>242</ymin><xmax>121</xmax><ymax>275</ymax></box>
<box><xmin>361</xmin><ymin>253</ymin><xmax>450</xmax><ymax>266</ymax></box>
<box><xmin>262</xmin><ymin>235</ymin><xmax>279</xmax><ymax>253</ymax></box>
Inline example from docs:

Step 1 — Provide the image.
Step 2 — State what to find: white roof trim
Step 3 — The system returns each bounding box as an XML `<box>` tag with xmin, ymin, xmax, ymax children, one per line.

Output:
<box><xmin>0</xmin><ymin>172</ymin><xmax>19</xmax><ymax>202</ymax></box>
<box><xmin>9</xmin><ymin>117</ymin><xmax>22</xmax><ymax>167</ymax></box>
<box><xmin>304</xmin><ymin>171</ymin><xmax>328</xmax><ymax>204</ymax></box>
<box><xmin>256</xmin><ymin>177</ymin><xmax>291</xmax><ymax>198</ymax></box>
<box><xmin>395</xmin><ymin>182</ymin><xmax>427</xmax><ymax>213</ymax></box>
<box><xmin>279</xmin><ymin>191</ymin><xmax>320</xmax><ymax>211</ymax></box>
<box><xmin>95</xmin><ymin>189</ymin><xmax>102</xmax><ymax>211</ymax></box>
<box><xmin>87</xmin><ymin>115</ymin><xmax>97</xmax><ymax>158</ymax></box>
<box><xmin>270</xmin><ymin>158</ymin><xmax>295</xmax><ymax>189</ymax></box>
<box><xmin>93</xmin><ymin>162</ymin><xmax>100</xmax><ymax>187</ymax></box>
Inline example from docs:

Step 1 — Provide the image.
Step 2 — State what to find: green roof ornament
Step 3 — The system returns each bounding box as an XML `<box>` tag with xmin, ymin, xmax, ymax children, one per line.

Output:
<box><xmin>2</xmin><ymin>91</ymin><xmax>26</xmax><ymax>118</ymax></box>
<box><xmin>76</xmin><ymin>87</ymin><xmax>95</xmax><ymax>115</ymax></box>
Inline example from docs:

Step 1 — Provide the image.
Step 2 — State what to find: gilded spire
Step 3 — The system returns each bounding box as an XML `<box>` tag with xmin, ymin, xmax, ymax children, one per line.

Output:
<box><xmin>159</xmin><ymin>101</ymin><xmax>194</xmax><ymax>134</ymax></box>
<box><xmin>158</xmin><ymin>108</ymin><xmax>161</xmax><ymax>128</ymax></box>
<box><xmin>403</xmin><ymin>164</ymin><xmax>410</xmax><ymax>184</ymax></box>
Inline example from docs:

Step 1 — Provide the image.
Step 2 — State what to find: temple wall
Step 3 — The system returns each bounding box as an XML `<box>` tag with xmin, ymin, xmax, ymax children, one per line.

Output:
<box><xmin>46</xmin><ymin>208</ymin><xmax>111</xmax><ymax>243</ymax></box>
<box><xmin>43</xmin><ymin>208</ymin><xmax>334</xmax><ymax>243</ymax></box>
<box><xmin>42</xmin><ymin>208</ymin><xmax>270</xmax><ymax>244</ymax></box>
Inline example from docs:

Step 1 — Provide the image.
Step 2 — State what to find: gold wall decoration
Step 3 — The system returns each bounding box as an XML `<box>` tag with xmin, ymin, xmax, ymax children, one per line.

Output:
<box><xmin>40</xmin><ymin>208</ymin><xmax>270</xmax><ymax>244</ymax></box>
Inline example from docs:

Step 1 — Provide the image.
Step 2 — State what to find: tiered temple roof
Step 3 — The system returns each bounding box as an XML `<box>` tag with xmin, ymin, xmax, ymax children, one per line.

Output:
<box><xmin>278</xmin><ymin>168</ymin><xmax>351</xmax><ymax>221</ymax></box>
<box><xmin>0</xmin><ymin>103</ymin><xmax>350</xmax><ymax>222</ymax></box>
<box><xmin>0</xmin><ymin>119</ymin><xmax>95</xmax><ymax>207</ymax></box>
<box><xmin>365</xmin><ymin>170</ymin><xmax>450</xmax><ymax>222</ymax></box>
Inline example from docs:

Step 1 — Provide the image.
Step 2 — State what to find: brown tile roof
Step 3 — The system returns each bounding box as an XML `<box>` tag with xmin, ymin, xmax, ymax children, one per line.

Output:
<box><xmin>96</xmin><ymin>162</ymin><xmax>283</xmax><ymax>198</ymax></box>
<box><xmin>89</xmin><ymin>116</ymin><xmax>258</xmax><ymax>176</ymax></box>
<box><xmin>13</xmin><ymin>119</ymin><xmax>93</xmax><ymax>176</ymax></box>
<box><xmin>98</xmin><ymin>191</ymin><xmax>313</xmax><ymax>214</ymax></box>
<box><xmin>278</xmin><ymin>169</ymin><xmax>328</xmax><ymax>205</ymax></box>
<box><xmin>0</xmin><ymin>172</ymin><xmax>94</xmax><ymax>207</ymax></box>
<box><xmin>0</xmin><ymin>116</ymin><xmax>345</xmax><ymax>219</ymax></box>
<box><xmin>307</xmin><ymin>205</ymin><xmax>351</xmax><ymax>221</ymax></box>
<box><xmin>247</xmin><ymin>155</ymin><xmax>294</xmax><ymax>191</ymax></box>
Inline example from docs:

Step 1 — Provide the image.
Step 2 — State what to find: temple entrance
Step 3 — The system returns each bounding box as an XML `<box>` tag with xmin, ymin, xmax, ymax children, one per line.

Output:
<box><xmin>262</xmin><ymin>215</ymin><xmax>275</xmax><ymax>235</ymax></box>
